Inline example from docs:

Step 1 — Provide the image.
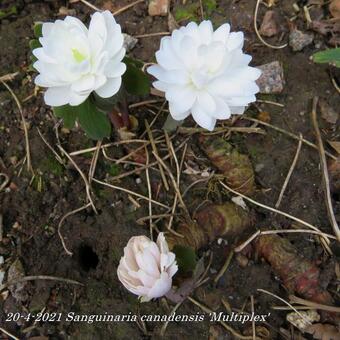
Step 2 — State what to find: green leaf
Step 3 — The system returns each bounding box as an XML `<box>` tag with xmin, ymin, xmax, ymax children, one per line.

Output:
<box><xmin>174</xmin><ymin>3</ymin><xmax>200</xmax><ymax>21</ymax></box>
<box><xmin>172</xmin><ymin>245</ymin><xmax>197</xmax><ymax>273</ymax></box>
<box><xmin>122</xmin><ymin>58</ymin><xmax>150</xmax><ymax>95</ymax></box>
<box><xmin>312</xmin><ymin>48</ymin><xmax>340</xmax><ymax>68</ymax></box>
<box><xmin>34</xmin><ymin>22</ymin><xmax>43</xmax><ymax>39</ymax></box>
<box><xmin>123</xmin><ymin>56</ymin><xmax>144</xmax><ymax>68</ymax></box>
<box><xmin>53</xmin><ymin>105</ymin><xmax>78</xmax><ymax>129</ymax></box>
<box><xmin>203</xmin><ymin>0</ymin><xmax>217</xmax><ymax>16</ymax></box>
<box><xmin>92</xmin><ymin>92</ymin><xmax>120</xmax><ymax>112</ymax></box>
<box><xmin>77</xmin><ymin>98</ymin><xmax>111</xmax><ymax>140</ymax></box>
<box><xmin>29</xmin><ymin>39</ymin><xmax>41</xmax><ymax>51</ymax></box>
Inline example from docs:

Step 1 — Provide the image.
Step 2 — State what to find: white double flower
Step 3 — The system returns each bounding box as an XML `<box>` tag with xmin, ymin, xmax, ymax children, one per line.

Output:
<box><xmin>148</xmin><ymin>20</ymin><xmax>261</xmax><ymax>131</ymax></box>
<box><xmin>117</xmin><ymin>233</ymin><xmax>178</xmax><ymax>302</ymax></box>
<box><xmin>33</xmin><ymin>10</ymin><xmax>126</xmax><ymax>107</ymax></box>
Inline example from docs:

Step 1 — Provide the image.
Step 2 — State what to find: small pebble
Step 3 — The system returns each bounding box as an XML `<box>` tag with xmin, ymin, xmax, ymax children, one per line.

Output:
<box><xmin>256</xmin><ymin>61</ymin><xmax>285</xmax><ymax>94</ymax></box>
<box><xmin>289</xmin><ymin>29</ymin><xmax>314</xmax><ymax>52</ymax></box>
<box><xmin>123</xmin><ymin>33</ymin><xmax>138</xmax><ymax>52</ymax></box>
<box><xmin>148</xmin><ymin>0</ymin><xmax>169</xmax><ymax>16</ymax></box>
<box><xmin>259</xmin><ymin>10</ymin><xmax>279</xmax><ymax>37</ymax></box>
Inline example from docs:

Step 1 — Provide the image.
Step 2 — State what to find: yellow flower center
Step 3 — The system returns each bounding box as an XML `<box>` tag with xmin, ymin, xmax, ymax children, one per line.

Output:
<box><xmin>72</xmin><ymin>48</ymin><xmax>86</xmax><ymax>63</ymax></box>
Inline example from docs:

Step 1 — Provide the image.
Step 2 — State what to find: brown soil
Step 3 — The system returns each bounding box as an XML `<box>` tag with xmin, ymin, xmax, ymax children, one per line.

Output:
<box><xmin>0</xmin><ymin>0</ymin><xmax>339</xmax><ymax>339</ymax></box>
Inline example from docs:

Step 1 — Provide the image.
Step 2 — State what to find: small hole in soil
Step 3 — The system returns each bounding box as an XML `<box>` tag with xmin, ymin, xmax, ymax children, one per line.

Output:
<box><xmin>78</xmin><ymin>244</ymin><xmax>99</xmax><ymax>271</ymax></box>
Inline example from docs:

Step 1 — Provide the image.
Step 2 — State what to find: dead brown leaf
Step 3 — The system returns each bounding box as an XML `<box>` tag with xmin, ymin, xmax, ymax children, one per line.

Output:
<box><xmin>329</xmin><ymin>0</ymin><xmax>340</xmax><ymax>19</ymax></box>
<box><xmin>257</xmin><ymin>111</ymin><xmax>271</xmax><ymax>123</ymax></box>
<box><xmin>310</xmin><ymin>20</ymin><xmax>340</xmax><ymax>35</ymax></box>
<box><xmin>306</xmin><ymin>323</ymin><xmax>340</xmax><ymax>340</ymax></box>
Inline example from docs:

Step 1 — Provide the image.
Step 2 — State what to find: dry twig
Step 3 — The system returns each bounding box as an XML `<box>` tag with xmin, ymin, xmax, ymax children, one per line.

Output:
<box><xmin>113</xmin><ymin>0</ymin><xmax>144</xmax><ymax>16</ymax></box>
<box><xmin>0</xmin><ymin>275</ymin><xmax>83</xmax><ymax>292</ymax></box>
<box><xmin>57</xmin><ymin>144</ymin><xmax>97</xmax><ymax>214</ymax></box>
<box><xmin>311</xmin><ymin>97</ymin><xmax>340</xmax><ymax>241</ymax></box>
<box><xmin>254</xmin><ymin>0</ymin><xmax>287</xmax><ymax>49</ymax></box>
<box><xmin>289</xmin><ymin>295</ymin><xmax>340</xmax><ymax>313</ymax></box>
<box><xmin>37</xmin><ymin>127</ymin><xmax>64</xmax><ymax>164</ymax></box>
<box><xmin>0</xmin><ymin>72</ymin><xmax>18</xmax><ymax>82</ymax></box>
<box><xmin>1</xmin><ymin>81</ymin><xmax>33</xmax><ymax>174</ymax></box>
<box><xmin>243</xmin><ymin>117</ymin><xmax>337</xmax><ymax>160</ymax></box>
<box><xmin>145</xmin><ymin>146</ymin><xmax>153</xmax><ymax>240</ymax></box>
<box><xmin>219</xmin><ymin>181</ymin><xmax>330</xmax><ymax>245</ymax></box>
<box><xmin>188</xmin><ymin>297</ymin><xmax>259</xmax><ymax>339</ymax></box>
<box><xmin>235</xmin><ymin>229</ymin><xmax>336</xmax><ymax>253</ymax></box>
<box><xmin>258</xmin><ymin>289</ymin><xmax>311</xmax><ymax>325</ymax></box>
<box><xmin>134</xmin><ymin>32</ymin><xmax>170</xmax><ymax>38</ymax></box>
<box><xmin>93</xmin><ymin>178</ymin><xmax>170</xmax><ymax>209</ymax></box>
<box><xmin>275</xmin><ymin>134</ymin><xmax>303</xmax><ymax>208</ymax></box>
<box><xmin>145</xmin><ymin>120</ymin><xmax>169</xmax><ymax>191</ymax></box>
<box><xmin>214</xmin><ymin>250</ymin><xmax>234</xmax><ymax>284</ymax></box>
<box><xmin>58</xmin><ymin>203</ymin><xmax>92</xmax><ymax>255</ymax></box>
<box><xmin>0</xmin><ymin>327</ymin><xmax>19</xmax><ymax>340</ymax></box>
<box><xmin>0</xmin><ymin>173</ymin><xmax>10</xmax><ymax>192</ymax></box>
<box><xmin>76</xmin><ymin>0</ymin><xmax>101</xmax><ymax>12</ymax></box>
<box><xmin>152</xmin><ymin>152</ymin><xmax>191</xmax><ymax>219</ymax></box>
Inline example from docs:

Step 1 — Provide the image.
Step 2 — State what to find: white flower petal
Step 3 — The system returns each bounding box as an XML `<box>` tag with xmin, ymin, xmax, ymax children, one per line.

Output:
<box><xmin>227</xmin><ymin>32</ymin><xmax>244</xmax><ymax>50</ymax></box>
<box><xmin>135</xmin><ymin>249</ymin><xmax>160</xmax><ymax>278</ymax></box>
<box><xmin>209</xmin><ymin>97</ymin><xmax>231</xmax><ymax>119</ymax></box>
<box><xmin>230</xmin><ymin>106</ymin><xmax>246</xmax><ymax>115</ymax></box>
<box><xmin>44</xmin><ymin>86</ymin><xmax>70</xmax><ymax>106</ymax></box>
<box><xmin>197</xmin><ymin>92</ymin><xmax>216</xmax><ymax>114</ymax></box>
<box><xmin>213</xmin><ymin>23</ymin><xmax>230</xmax><ymax>43</ymax></box>
<box><xmin>192</xmin><ymin>103</ymin><xmax>216</xmax><ymax>131</ymax></box>
<box><xmin>165</xmin><ymin>85</ymin><xmax>196</xmax><ymax>106</ymax></box>
<box><xmin>198</xmin><ymin>20</ymin><xmax>213</xmax><ymax>43</ymax></box>
<box><xmin>148</xmin><ymin>65</ymin><xmax>188</xmax><ymax>85</ymax></box>
<box><xmin>104</xmin><ymin>61</ymin><xmax>126</xmax><ymax>78</ymax></box>
<box><xmin>42</xmin><ymin>22</ymin><xmax>54</xmax><ymax>37</ymax></box>
<box><xmin>156</xmin><ymin>38</ymin><xmax>183</xmax><ymax>70</ymax></box>
<box><xmin>64</xmin><ymin>16</ymin><xmax>88</xmax><ymax>35</ymax></box>
<box><xmin>152</xmin><ymin>80</ymin><xmax>168</xmax><ymax>92</ymax></box>
<box><xmin>69</xmin><ymin>91</ymin><xmax>90</xmax><ymax>106</ymax></box>
<box><xmin>88</xmin><ymin>12</ymin><xmax>107</xmax><ymax>53</ymax></box>
<box><xmin>131</xmin><ymin>270</ymin><xmax>155</xmax><ymax>288</ymax></box>
<box><xmin>147</xmin><ymin>272</ymin><xmax>172</xmax><ymax>299</ymax></box>
<box><xmin>227</xmin><ymin>95</ymin><xmax>256</xmax><ymax>106</ymax></box>
<box><xmin>33</xmin><ymin>48</ymin><xmax>57</xmax><ymax>64</ymax></box>
<box><xmin>71</xmin><ymin>75</ymin><xmax>95</xmax><ymax>94</ymax></box>
<box><xmin>95</xmin><ymin>77</ymin><xmax>121</xmax><ymax>98</ymax></box>
<box><xmin>156</xmin><ymin>233</ymin><xmax>169</xmax><ymax>254</ymax></box>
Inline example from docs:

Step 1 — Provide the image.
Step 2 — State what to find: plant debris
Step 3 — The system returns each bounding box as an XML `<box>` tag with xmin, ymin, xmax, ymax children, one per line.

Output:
<box><xmin>199</xmin><ymin>134</ymin><xmax>256</xmax><ymax>195</ymax></box>
<box><xmin>256</xmin><ymin>234</ymin><xmax>338</xmax><ymax>323</ymax></box>
<box><xmin>166</xmin><ymin>202</ymin><xmax>255</xmax><ymax>250</ymax></box>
